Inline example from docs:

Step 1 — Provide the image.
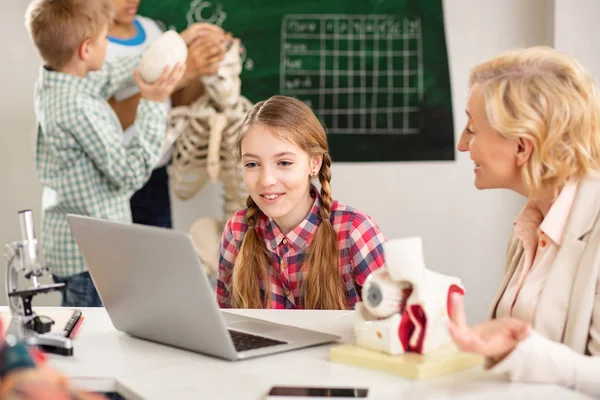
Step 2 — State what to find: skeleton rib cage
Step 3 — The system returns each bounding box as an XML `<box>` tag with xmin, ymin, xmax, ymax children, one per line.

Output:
<box><xmin>166</xmin><ymin>40</ymin><xmax>251</xmax><ymax>275</ymax></box>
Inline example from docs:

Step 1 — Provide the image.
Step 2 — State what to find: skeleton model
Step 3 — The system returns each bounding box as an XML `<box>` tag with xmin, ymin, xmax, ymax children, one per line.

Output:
<box><xmin>167</xmin><ymin>39</ymin><xmax>251</xmax><ymax>275</ymax></box>
<box><xmin>355</xmin><ymin>237</ymin><xmax>465</xmax><ymax>355</ymax></box>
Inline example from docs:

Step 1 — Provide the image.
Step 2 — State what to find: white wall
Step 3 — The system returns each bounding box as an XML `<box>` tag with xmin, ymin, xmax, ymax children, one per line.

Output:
<box><xmin>1</xmin><ymin>0</ymin><xmax>556</xmax><ymax>322</ymax></box>
<box><xmin>554</xmin><ymin>0</ymin><xmax>600</xmax><ymax>80</ymax></box>
<box><xmin>0</xmin><ymin>2</ymin><xmax>61</xmax><ymax>305</ymax></box>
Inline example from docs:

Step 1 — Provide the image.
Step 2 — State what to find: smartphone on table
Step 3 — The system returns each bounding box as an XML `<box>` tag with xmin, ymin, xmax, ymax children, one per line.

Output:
<box><xmin>265</xmin><ymin>386</ymin><xmax>369</xmax><ymax>399</ymax></box>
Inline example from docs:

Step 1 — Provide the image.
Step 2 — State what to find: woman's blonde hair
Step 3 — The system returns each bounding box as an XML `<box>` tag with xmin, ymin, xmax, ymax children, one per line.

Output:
<box><xmin>469</xmin><ymin>46</ymin><xmax>600</xmax><ymax>197</ymax></box>
<box><xmin>231</xmin><ymin>96</ymin><xmax>347</xmax><ymax>309</ymax></box>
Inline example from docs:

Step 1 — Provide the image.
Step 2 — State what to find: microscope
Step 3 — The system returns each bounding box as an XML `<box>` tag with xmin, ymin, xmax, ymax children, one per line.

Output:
<box><xmin>3</xmin><ymin>210</ymin><xmax>73</xmax><ymax>356</ymax></box>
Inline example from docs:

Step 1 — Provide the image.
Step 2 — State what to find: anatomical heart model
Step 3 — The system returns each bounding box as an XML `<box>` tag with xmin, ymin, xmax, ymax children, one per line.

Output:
<box><xmin>355</xmin><ymin>237</ymin><xmax>465</xmax><ymax>355</ymax></box>
<box><xmin>168</xmin><ymin>40</ymin><xmax>251</xmax><ymax>276</ymax></box>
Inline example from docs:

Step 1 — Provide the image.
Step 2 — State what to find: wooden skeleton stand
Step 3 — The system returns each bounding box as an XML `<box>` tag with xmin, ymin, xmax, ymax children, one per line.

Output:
<box><xmin>168</xmin><ymin>40</ymin><xmax>251</xmax><ymax>277</ymax></box>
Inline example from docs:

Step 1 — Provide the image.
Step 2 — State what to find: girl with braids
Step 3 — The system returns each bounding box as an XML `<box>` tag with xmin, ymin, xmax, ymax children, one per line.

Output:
<box><xmin>216</xmin><ymin>95</ymin><xmax>386</xmax><ymax>309</ymax></box>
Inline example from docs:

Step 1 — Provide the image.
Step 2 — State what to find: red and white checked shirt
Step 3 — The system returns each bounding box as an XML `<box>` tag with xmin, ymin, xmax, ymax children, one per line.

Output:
<box><xmin>217</xmin><ymin>192</ymin><xmax>386</xmax><ymax>309</ymax></box>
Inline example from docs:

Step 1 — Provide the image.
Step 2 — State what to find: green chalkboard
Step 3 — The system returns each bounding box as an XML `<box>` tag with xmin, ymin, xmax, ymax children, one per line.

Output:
<box><xmin>139</xmin><ymin>0</ymin><xmax>454</xmax><ymax>162</ymax></box>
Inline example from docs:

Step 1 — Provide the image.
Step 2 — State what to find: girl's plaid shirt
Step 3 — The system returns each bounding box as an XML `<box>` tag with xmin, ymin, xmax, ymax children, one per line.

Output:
<box><xmin>217</xmin><ymin>192</ymin><xmax>386</xmax><ymax>309</ymax></box>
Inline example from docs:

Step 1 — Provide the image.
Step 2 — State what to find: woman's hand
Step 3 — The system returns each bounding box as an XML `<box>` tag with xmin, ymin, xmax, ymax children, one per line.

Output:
<box><xmin>447</xmin><ymin>293</ymin><xmax>531</xmax><ymax>363</ymax></box>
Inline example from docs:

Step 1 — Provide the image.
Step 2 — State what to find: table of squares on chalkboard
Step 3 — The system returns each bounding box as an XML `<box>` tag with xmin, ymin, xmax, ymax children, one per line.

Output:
<box><xmin>280</xmin><ymin>15</ymin><xmax>423</xmax><ymax>136</ymax></box>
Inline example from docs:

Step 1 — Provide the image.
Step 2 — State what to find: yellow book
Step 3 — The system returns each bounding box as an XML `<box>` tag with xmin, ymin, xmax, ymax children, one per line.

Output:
<box><xmin>330</xmin><ymin>342</ymin><xmax>483</xmax><ymax>380</ymax></box>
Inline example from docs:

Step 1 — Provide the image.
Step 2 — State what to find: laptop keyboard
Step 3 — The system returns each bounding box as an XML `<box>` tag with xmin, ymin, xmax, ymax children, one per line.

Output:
<box><xmin>228</xmin><ymin>329</ymin><xmax>287</xmax><ymax>352</ymax></box>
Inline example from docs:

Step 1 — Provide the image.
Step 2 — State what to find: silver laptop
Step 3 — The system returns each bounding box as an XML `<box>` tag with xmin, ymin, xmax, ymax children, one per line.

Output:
<box><xmin>66</xmin><ymin>214</ymin><xmax>340</xmax><ymax>361</ymax></box>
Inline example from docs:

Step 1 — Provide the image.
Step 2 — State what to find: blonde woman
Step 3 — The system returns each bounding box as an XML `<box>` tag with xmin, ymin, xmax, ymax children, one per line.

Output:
<box><xmin>217</xmin><ymin>96</ymin><xmax>386</xmax><ymax>309</ymax></box>
<box><xmin>449</xmin><ymin>46</ymin><xmax>600</xmax><ymax>396</ymax></box>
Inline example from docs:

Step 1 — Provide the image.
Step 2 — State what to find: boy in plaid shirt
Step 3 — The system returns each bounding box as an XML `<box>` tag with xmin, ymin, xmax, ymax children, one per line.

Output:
<box><xmin>217</xmin><ymin>96</ymin><xmax>386</xmax><ymax>309</ymax></box>
<box><xmin>25</xmin><ymin>0</ymin><xmax>192</xmax><ymax>307</ymax></box>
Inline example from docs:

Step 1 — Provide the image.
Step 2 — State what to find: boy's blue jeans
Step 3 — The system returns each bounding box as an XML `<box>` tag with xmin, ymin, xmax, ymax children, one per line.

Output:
<box><xmin>53</xmin><ymin>271</ymin><xmax>102</xmax><ymax>307</ymax></box>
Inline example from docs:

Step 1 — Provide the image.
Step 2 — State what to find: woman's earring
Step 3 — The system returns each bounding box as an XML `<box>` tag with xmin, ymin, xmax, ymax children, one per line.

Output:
<box><xmin>311</xmin><ymin>171</ymin><xmax>318</xmax><ymax>177</ymax></box>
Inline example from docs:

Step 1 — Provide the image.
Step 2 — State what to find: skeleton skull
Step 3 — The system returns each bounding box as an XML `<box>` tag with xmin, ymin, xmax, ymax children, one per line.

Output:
<box><xmin>355</xmin><ymin>237</ymin><xmax>465</xmax><ymax>355</ymax></box>
<box><xmin>139</xmin><ymin>30</ymin><xmax>188</xmax><ymax>83</ymax></box>
<box><xmin>201</xmin><ymin>40</ymin><xmax>243</xmax><ymax>110</ymax></box>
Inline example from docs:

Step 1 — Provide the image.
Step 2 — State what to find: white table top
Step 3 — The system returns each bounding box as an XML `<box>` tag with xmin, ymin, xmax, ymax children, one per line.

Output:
<box><xmin>4</xmin><ymin>307</ymin><xmax>591</xmax><ymax>400</ymax></box>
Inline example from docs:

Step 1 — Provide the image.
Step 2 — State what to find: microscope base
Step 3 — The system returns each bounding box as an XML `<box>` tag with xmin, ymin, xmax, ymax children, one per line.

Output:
<box><xmin>24</xmin><ymin>334</ymin><xmax>73</xmax><ymax>356</ymax></box>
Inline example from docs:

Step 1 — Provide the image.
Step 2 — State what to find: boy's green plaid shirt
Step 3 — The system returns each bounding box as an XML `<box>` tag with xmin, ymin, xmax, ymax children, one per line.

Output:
<box><xmin>34</xmin><ymin>52</ymin><xmax>167</xmax><ymax>278</ymax></box>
